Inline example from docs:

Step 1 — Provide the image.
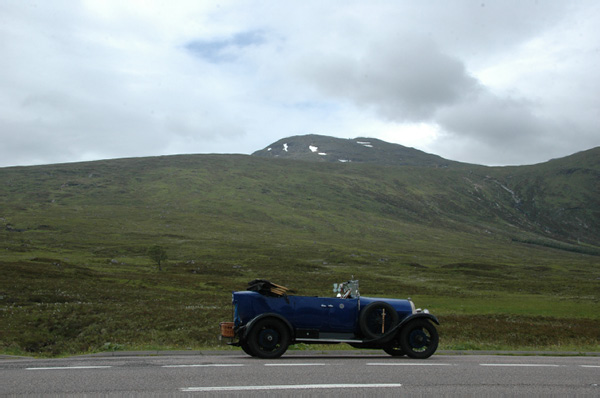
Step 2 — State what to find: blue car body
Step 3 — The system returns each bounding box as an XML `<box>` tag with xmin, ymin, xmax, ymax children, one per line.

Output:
<box><xmin>224</xmin><ymin>281</ymin><xmax>440</xmax><ymax>359</ymax></box>
<box><xmin>233</xmin><ymin>291</ymin><xmax>415</xmax><ymax>335</ymax></box>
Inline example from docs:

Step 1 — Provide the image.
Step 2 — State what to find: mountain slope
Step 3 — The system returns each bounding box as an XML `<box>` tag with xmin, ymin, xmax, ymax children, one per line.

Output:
<box><xmin>253</xmin><ymin>135</ymin><xmax>600</xmax><ymax>246</ymax></box>
<box><xmin>493</xmin><ymin>147</ymin><xmax>600</xmax><ymax>247</ymax></box>
<box><xmin>1</xmin><ymin>144</ymin><xmax>598</xmax><ymax>256</ymax></box>
<box><xmin>252</xmin><ymin>134</ymin><xmax>458</xmax><ymax>167</ymax></box>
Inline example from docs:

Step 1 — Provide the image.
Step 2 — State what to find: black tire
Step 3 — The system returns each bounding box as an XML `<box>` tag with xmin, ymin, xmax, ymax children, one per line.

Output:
<box><xmin>399</xmin><ymin>319</ymin><xmax>438</xmax><ymax>359</ymax></box>
<box><xmin>383</xmin><ymin>346</ymin><xmax>406</xmax><ymax>357</ymax></box>
<box><xmin>359</xmin><ymin>302</ymin><xmax>399</xmax><ymax>341</ymax></box>
<box><xmin>246</xmin><ymin>318</ymin><xmax>290</xmax><ymax>359</ymax></box>
<box><xmin>240</xmin><ymin>340</ymin><xmax>254</xmax><ymax>356</ymax></box>
<box><xmin>383</xmin><ymin>338</ymin><xmax>406</xmax><ymax>357</ymax></box>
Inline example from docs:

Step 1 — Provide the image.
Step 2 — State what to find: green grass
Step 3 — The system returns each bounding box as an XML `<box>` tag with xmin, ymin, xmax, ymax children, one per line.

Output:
<box><xmin>1</xmin><ymin>153</ymin><xmax>599</xmax><ymax>356</ymax></box>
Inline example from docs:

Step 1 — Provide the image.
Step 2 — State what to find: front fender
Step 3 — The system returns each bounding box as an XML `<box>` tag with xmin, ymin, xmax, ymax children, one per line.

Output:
<box><xmin>398</xmin><ymin>313</ymin><xmax>439</xmax><ymax>327</ymax></box>
<box><xmin>362</xmin><ymin>313</ymin><xmax>439</xmax><ymax>345</ymax></box>
<box><xmin>238</xmin><ymin>313</ymin><xmax>294</xmax><ymax>341</ymax></box>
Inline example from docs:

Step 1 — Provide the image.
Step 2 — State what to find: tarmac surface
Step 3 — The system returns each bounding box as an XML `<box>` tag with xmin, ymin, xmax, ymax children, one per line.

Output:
<box><xmin>3</xmin><ymin>349</ymin><xmax>600</xmax><ymax>360</ymax></box>
<box><xmin>2</xmin><ymin>350</ymin><xmax>599</xmax><ymax>396</ymax></box>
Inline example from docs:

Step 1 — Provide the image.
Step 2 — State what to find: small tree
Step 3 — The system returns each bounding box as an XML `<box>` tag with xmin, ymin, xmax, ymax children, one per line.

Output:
<box><xmin>148</xmin><ymin>245</ymin><xmax>168</xmax><ymax>270</ymax></box>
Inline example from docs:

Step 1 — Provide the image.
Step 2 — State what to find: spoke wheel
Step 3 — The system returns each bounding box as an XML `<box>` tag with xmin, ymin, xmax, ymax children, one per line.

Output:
<box><xmin>247</xmin><ymin>318</ymin><xmax>290</xmax><ymax>359</ymax></box>
<box><xmin>399</xmin><ymin>319</ymin><xmax>438</xmax><ymax>359</ymax></box>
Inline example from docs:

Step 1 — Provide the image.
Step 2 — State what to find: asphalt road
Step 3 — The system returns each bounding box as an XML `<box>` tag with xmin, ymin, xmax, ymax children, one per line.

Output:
<box><xmin>1</xmin><ymin>351</ymin><xmax>599</xmax><ymax>397</ymax></box>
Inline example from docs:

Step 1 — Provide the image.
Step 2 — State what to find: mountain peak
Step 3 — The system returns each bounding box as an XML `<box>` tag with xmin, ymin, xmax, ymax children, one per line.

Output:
<box><xmin>252</xmin><ymin>134</ymin><xmax>456</xmax><ymax>167</ymax></box>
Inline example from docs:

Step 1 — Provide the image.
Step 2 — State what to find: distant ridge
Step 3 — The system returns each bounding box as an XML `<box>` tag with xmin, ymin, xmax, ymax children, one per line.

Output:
<box><xmin>252</xmin><ymin>134</ymin><xmax>458</xmax><ymax>167</ymax></box>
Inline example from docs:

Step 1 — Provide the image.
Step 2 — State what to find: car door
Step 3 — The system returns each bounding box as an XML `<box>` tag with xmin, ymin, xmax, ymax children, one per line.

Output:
<box><xmin>290</xmin><ymin>296</ymin><xmax>359</xmax><ymax>333</ymax></box>
<box><xmin>290</xmin><ymin>296</ymin><xmax>329</xmax><ymax>330</ymax></box>
<box><xmin>323</xmin><ymin>297</ymin><xmax>359</xmax><ymax>332</ymax></box>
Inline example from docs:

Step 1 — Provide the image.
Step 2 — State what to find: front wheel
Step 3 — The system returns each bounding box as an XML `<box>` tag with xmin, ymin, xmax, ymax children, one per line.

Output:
<box><xmin>246</xmin><ymin>318</ymin><xmax>290</xmax><ymax>359</ymax></box>
<box><xmin>399</xmin><ymin>319</ymin><xmax>438</xmax><ymax>359</ymax></box>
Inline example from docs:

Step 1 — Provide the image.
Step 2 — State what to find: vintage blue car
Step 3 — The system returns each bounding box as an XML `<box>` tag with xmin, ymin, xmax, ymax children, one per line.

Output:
<box><xmin>221</xmin><ymin>279</ymin><xmax>439</xmax><ymax>359</ymax></box>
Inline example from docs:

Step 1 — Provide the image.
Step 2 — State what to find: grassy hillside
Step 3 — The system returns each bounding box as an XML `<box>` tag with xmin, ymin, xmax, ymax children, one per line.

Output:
<box><xmin>1</xmin><ymin>151</ymin><xmax>599</xmax><ymax>356</ymax></box>
<box><xmin>495</xmin><ymin>147</ymin><xmax>600</xmax><ymax>246</ymax></box>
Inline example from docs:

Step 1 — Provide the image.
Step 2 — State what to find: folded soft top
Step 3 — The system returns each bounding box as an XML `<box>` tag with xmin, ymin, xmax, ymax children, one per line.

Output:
<box><xmin>246</xmin><ymin>279</ymin><xmax>293</xmax><ymax>297</ymax></box>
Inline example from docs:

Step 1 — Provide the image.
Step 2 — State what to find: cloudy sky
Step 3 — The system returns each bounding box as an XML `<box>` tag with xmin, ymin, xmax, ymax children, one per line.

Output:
<box><xmin>1</xmin><ymin>0</ymin><xmax>599</xmax><ymax>167</ymax></box>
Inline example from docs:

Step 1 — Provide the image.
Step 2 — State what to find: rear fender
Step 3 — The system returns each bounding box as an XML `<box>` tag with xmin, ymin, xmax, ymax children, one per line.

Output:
<box><xmin>239</xmin><ymin>313</ymin><xmax>294</xmax><ymax>341</ymax></box>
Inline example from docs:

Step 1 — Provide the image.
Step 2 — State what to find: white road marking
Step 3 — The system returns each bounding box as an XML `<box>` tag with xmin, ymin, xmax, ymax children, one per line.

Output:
<box><xmin>26</xmin><ymin>366</ymin><xmax>112</xmax><ymax>370</ymax></box>
<box><xmin>264</xmin><ymin>363</ymin><xmax>327</xmax><ymax>367</ymax></box>
<box><xmin>181</xmin><ymin>383</ymin><xmax>403</xmax><ymax>392</ymax></box>
<box><xmin>480</xmin><ymin>364</ymin><xmax>562</xmax><ymax>367</ymax></box>
<box><xmin>162</xmin><ymin>364</ymin><xmax>245</xmax><ymax>368</ymax></box>
<box><xmin>580</xmin><ymin>365</ymin><xmax>600</xmax><ymax>368</ymax></box>
<box><xmin>367</xmin><ymin>362</ymin><xmax>453</xmax><ymax>366</ymax></box>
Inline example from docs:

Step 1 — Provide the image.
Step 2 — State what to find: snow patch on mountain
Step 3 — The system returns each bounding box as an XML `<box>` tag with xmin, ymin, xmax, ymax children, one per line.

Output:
<box><xmin>309</xmin><ymin>145</ymin><xmax>327</xmax><ymax>156</ymax></box>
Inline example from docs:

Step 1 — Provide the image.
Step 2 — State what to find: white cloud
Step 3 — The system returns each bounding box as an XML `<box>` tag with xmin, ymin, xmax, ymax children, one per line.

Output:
<box><xmin>0</xmin><ymin>0</ymin><xmax>599</xmax><ymax>167</ymax></box>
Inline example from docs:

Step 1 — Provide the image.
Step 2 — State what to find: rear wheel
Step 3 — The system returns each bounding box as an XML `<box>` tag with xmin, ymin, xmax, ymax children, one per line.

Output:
<box><xmin>383</xmin><ymin>338</ymin><xmax>406</xmax><ymax>357</ymax></box>
<box><xmin>399</xmin><ymin>319</ymin><xmax>438</xmax><ymax>359</ymax></box>
<box><xmin>246</xmin><ymin>318</ymin><xmax>290</xmax><ymax>359</ymax></box>
<box><xmin>240</xmin><ymin>340</ymin><xmax>254</xmax><ymax>356</ymax></box>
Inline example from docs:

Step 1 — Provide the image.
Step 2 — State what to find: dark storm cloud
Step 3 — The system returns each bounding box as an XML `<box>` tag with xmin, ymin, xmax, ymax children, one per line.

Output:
<box><xmin>293</xmin><ymin>1</ymin><xmax>599</xmax><ymax>165</ymax></box>
<box><xmin>303</xmin><ymin>36</ymin><xmax>480</xmax><ymax>121</ymax></box>
<box><xmin>437</xmin><ymin>93</ymin><xmax>546</xmax><ymax>146</ymax></box>
<box><xmin>300</xmin><ymin>30</ymin><xmax>558</xmax><ymax>157</ymax></box>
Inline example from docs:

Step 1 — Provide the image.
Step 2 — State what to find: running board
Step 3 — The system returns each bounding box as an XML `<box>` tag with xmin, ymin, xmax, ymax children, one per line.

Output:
<box><xmin>295</xmin><ymin>338</ymin><xmax>364</xmax><ymax>344</ymax></box>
